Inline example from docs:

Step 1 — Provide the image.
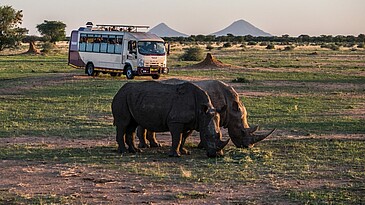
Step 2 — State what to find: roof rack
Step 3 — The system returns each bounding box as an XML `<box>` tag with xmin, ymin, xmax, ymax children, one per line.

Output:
<box><xmin>94</xmin><ymin>24</ymin><xmax>150</xmax><ymax>32</ymax></box>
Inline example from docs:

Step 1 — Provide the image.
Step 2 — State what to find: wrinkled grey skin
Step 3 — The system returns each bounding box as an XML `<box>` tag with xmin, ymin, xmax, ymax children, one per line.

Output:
<box><xmin>137</xmin><ymin>79</ymin><xmax>275</xmax><ymax>149</ymax></box>
<box><xmin>111</xmin><ymin>81</ymin><xmax>229</xmax><ymax>158</ymax></box>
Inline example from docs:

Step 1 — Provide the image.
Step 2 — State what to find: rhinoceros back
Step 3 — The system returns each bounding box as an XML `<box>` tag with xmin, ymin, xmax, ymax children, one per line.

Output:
<box><xmin>112</xmin><ymin>81</ymin><xmax>206</xmax><ymax>132</ymax></box>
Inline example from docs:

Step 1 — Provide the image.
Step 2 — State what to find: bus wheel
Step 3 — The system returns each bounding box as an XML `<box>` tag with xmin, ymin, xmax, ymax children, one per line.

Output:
<box><xmin>152</xmin><ymin>74</ymin><xmax>160</xmax><ymax>79</ymax></box>
<box><xmin>125</xmin><ymin>67</ymin><xmax>134</xmax><ymax>79</ymax></box>
<box><xmin>110</xmin><ymin>72</ymin><xmax>118</xmax><ymax>77</ymax></box>
<box><xmin>86</xmin><ymin>63</ymin><xmax>96</xmax><ymax>76</ymax></box>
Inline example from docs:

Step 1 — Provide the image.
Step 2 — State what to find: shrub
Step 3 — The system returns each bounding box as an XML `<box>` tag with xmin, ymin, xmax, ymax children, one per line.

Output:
<box><xmin>283</xmin><ymin>45</ymin><xmax>295</xmax><ymax>51</ymax></box>
<box><xmin>41</xmin><ymin>42</ymin><xmax>56</xmax><ymax>53</ymax></box>
<box><xmin>180</xmin><ymin>47</ymin><xmax>204</xmax><ymax>61</ymax></box>
<box><xmin>357</xmin><ymin>43</ymin><xmax>364</xmax><ymax>48</ymax></box>
<box><xmin>247</xmin><ymin>41</ymin><xmax>257</xmax><ymax>46</ymax></box>
<box><xmin>266</xmin><ymin>44</ymin><xmax>275</xmax><ymax>49</ymax></box>
<box><xmin>321</xmin><ymin>43</ymin><xmax>340</xmax><ymax>51</ymax></box>
<box><xmin>330</xmin><ymin>44</ymin><xmax>340</xmax><ymax>51</ymax></box>
<box><xmin>232</xmin><ymin>77</ymin><xmax>250</xmax><ymax>83</ymax></box>
<box><xmin>206</xmin><ymin>44</ymin><xmax>214</xmax><ymax>51</ymax></box>
<box><xmin>223</xmin><ymin>42</ymin><xmax>232</xmax><ymax>48</ymax></box>
<box><xmin>259</xmin><ymin>42</ymin><xmax>268</xmax><ymax>46</ymax></box>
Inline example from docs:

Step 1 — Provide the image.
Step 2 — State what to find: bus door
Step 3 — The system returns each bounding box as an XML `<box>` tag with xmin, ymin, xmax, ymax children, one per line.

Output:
<box><xmin>126</xmin><ymin>40</ymin><xmax>137</xmax><ymax>68</ymax></box>
<box><xmin>68</xmin><ymin>30</ymin><xmax>84</xmax><ymax>67</ymax></box>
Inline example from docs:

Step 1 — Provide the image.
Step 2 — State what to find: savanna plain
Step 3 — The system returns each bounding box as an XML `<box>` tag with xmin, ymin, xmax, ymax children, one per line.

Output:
<box><xmin>0</xmin><ymin>43</ymin><xmax>364</xmax><ymax>204</ymax></box>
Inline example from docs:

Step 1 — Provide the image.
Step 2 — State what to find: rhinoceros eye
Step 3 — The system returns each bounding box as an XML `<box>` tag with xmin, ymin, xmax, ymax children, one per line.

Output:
<box><xmin>201</xmin><ymin>104</ymin><xmax>209</xmax><ymax>114</ymax></box>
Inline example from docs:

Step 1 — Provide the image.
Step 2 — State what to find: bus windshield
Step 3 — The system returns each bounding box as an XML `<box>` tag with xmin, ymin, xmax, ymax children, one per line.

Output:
<box><xmin>137</xmin><ymin>41</ymin><xmax>165</xmax><ymax>55</ymax></box>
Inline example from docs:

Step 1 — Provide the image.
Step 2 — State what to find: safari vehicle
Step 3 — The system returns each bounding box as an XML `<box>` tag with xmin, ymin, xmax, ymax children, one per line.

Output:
<box><xmin>68</xmin><ymin>22</ymin><xmax>169</xmax><ymax>79</ymax></box>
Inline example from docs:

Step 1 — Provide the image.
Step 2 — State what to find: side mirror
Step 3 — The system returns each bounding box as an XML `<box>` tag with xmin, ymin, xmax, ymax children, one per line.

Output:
<box><xmin>165</xmin><ymin>42</ymin><xmax>170</xmax><ymax>56</ymax></box>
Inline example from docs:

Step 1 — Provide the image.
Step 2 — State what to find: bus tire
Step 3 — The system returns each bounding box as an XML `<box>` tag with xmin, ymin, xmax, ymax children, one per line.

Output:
<box><xmin>125</xmin><ymin>66</ymin><xmax>134</xmax><ymax>79</ymax></box>
<box><xmin>152</xmin><ymin>74</ymin><xmax>160</xmax><ymax>79</ymax></box>
<box><xmin>86</xmin><ymin>63</ymin><xmax>96</xmax><ymax>76</ymax></box>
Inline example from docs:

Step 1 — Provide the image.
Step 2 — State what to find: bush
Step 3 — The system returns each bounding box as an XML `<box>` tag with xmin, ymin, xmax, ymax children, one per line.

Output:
<box><xmin>259</xmin><ymin>42</ymin><xmax>268</xmax><ymax>46</ymax></box>
<box><xmin>247</xmin><ymin>41</ymin><xmax>257</xmax><ymax>46</ymax></box>
<box><xmin>232</xmin><ymin>77</ymin><xmax>250</xmax><ymax>83</ymax></box>
<box><xmin>180</xmin><ymin>47</ymin><xmax>204</xmax><ymax>61</ymax></box>
<box><xmin>206</xmin><ymin>44</ymin><xmax>214</xmax><ymax>51</ymax></box>
<box><xmin>266</xmin><ymin>44</ymin><xmax>275</xmax><ymax>49</ymax></box>
<box><xmin>223</xmin><ymin>42</ymin><xmax>232</xmax><ymax>48</ymax></box>
<box><xmin>321</xmin><ymin>43</ymin><xmax>340</xmax><ymax>51</ymax></box>
<box><xmin>283</xmin><ymin>45</ymin><xmax>295</xmax><ymax>51</ymax></box>
<box><xmin>41</xmin><ymin>42</ymin><xmax>56</xmax><ymax>53</ymax></box>
<box><xmin>357</xmin><ymin>43</ymin><xmax>364</xmax><ymax>48</ymax></box>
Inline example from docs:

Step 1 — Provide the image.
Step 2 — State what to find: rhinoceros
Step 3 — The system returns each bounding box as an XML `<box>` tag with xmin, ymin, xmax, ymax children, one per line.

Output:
<box><xmin>111</xmin><ymin>81</ymin><xmax>229</xmax><ymax>157</ymax></box>
<box><xmin>137</xmin><ymin>79</ymin><xmax>275</xmax><ymax>149</ymax></box>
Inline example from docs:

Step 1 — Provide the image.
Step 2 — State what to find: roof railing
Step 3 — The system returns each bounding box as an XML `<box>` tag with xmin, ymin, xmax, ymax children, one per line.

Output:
<box><xmin>93</xmin><ymin>24</ymin><xmax>149</xmax><ymax>32</ymax></box>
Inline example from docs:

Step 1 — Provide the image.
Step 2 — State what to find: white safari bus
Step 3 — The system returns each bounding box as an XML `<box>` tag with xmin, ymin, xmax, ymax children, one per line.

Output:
<box><xmin>68</xmin><ymin>22</ymin><xmax>169</xmax><ymax>79</ymax></box>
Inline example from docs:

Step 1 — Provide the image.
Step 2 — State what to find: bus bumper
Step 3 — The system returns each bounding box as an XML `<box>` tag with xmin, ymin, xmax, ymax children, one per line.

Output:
<box><xmin>137</xmin><ymin>67</ymin><xmax>169</xmax><ymax>75</ymax></box>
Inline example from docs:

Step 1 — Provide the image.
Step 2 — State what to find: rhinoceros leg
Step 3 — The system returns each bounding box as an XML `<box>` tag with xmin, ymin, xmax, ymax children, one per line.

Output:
<box><xmin>147</xmin><ymin>131</ymin><xmax>161</xmax><ymax>147</ymax></box>
<box><xmin>168</xmin><ymin>124</ymin><xmax>184</xmax><ymax>157</ymax></box>
<box><xmin>116</xmin><ymin>125</ymin><xmax>128</xmax><ymax>154</ymax></box>
<box><xmin>197</xmin><ymin>134</ymin><xmax>207</xmax><ymax>149</ymax></box>
<box><xmin>136</xmin><ymin>126</ymin><xmax>149</xmax><ymax>148</ymax></box>
<box><xmin>179</xmin><ymin>130</ymin><xmax>193</xmax><ymax>155</ymax></box>
<box><xmin>125</xmin><ymin>126</ymin><xmax>142</xmax><ymax>153</ymax></box>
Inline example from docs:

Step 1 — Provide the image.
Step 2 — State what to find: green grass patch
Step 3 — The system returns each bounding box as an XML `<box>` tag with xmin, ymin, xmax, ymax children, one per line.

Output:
<box><xmin>0</xmin><ymin>48</ymin><xmax>364</xmax><ymax>204</ymax></box>
<box><xmin>0</xmin><ymin>78</ymin><xmax>122</xmax><ymax>138</ymax></box>
<box><xmin>243</xmin><ymin>95</ymin><xmax>364</xmax><ymax>134</ymax></box>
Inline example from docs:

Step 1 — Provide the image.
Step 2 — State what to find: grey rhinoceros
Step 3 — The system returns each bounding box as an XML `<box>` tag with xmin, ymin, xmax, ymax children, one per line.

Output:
<box><xmin>137</xmin><ymin>79</ymin><xmax>275</xmax><ymax>149</ymax></box>
<box><xmin>111</xmin><ymin>81</ymin><xmax>229</xmax><ymax>157</ymax></box>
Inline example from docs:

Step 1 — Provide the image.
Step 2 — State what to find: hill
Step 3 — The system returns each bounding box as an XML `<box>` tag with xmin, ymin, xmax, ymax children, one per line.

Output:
<box><xmin>212</xmin><ymin>19</ymin><xmax>271</xmax><ymax>37</ymax></box>
<box><xmin>148</xmin><ymin>23</ymin><xmax>189</xmax><ymax>37</ymax></box>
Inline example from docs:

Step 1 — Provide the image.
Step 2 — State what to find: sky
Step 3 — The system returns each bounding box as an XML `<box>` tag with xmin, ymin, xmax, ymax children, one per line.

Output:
<box><xmin>2</xmin><ymin>0</ymin><xmax>365</xmax><ymax>37</ymax></box>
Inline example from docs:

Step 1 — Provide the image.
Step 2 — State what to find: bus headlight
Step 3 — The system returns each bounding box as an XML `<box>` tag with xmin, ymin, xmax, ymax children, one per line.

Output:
<box><xmin>138</xmin><ymin>59</ymin><xmax>144</xmax><ymax>67</ymax></box>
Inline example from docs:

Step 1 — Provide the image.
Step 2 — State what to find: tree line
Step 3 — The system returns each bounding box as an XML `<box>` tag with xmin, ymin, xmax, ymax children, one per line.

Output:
<box><xmin>163</xmin><ymin>34</ymin><xmax>365</xmax><ymax>45</ymax></box>
<box><xmin>0</xmin><ymin>5</ymin><xmax>66</xmax><ymax>53</ymax></box>
<box><xmin>1</xmin><ymin>5</ymin><xmax>364</xmax><ymax>53</ymax></box>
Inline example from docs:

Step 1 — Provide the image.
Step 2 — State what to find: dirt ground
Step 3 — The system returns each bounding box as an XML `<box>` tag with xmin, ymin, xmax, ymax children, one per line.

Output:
<box><xmin>1</xmin><ymin>70</ymin><xmax>364</xmax><ymax>204</ymax></box>
<box><xmin>0</xmin><ymin>134</ymin><xmax>275</xmax><ymax>204</ymax></box>
<box><xmin>2</xmin><ymin>133</ymin><xmax>363</xmax><ymax>204</ymax></box>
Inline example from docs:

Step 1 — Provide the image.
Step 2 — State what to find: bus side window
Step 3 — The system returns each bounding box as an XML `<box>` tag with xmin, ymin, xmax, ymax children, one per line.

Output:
<box><xmin>86</xmin><ymin>34</ymin><xmax>94</xmax><ymax>52</ymax></box>
<box><xmin>108</xmin><ymin>36</ymin><xmax>116</xmax><ymax>53</ymax></box>
<box><xmin>93</xmin><ymin>35</ymin><xmax>101</xmax><ymax>52</ymax></box>
<box><xmin>128</xmin><ymin>41</ymin><xmax>136</xmax><ymax>54</ymax></box>
<box><xmin>79</xmin><ymin>35</ymin><xmax>86</xmax><ymax>52</ymax></box>
<box><xmin>115</xmin><ymin>36</ymin><xmax>123</xmax><ymax>54</ymax></box>
<box><xmin>100</xmin><ymin>35</ymin><xmax>108</xmax><ymax>53</ymax></box>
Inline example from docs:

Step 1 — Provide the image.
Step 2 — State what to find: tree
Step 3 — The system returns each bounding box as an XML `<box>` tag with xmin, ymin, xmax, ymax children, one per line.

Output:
<box><xmin>23</xmin><ymin>35</ymin><xmax>41</xmax><ymax>54</ymax></box>
<box><xmin>0</xmin><ymin>5</ymin><xmax>28</xmax><ymax>51</ymax></box>
<box><xmin>357</xmin><ymin>34</ymin><xmax>365</xmax><ymax>42</ymax></box>
<box><xmin>36</xmin><ymin>20</ymin><xmax>66</xmax><ymax>43</ymax></box>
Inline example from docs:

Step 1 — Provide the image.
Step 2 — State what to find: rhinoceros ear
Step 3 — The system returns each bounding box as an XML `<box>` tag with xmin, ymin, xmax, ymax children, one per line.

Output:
<box><xmin>216</xmin><ymin>104</ymin><xmax>227</xmax><ymax>113</ymax></box>
<box><xmin>232</xmin><ymin>101</ymin><xmax>239</xmax><ymax>111</ymax></box>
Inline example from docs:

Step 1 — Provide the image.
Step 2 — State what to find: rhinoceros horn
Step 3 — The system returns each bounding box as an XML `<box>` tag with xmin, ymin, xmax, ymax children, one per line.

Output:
<box><xmin>249</xmin><ymin>128</ymin><xmax>276</xmax><ymax>146</ymax></box>
<box><xmin>216</xmin><ymin>139</ymin><xmax>230</xmax><ymax>150</ymax></box>
<box><xmin>248</xmin><ymin>125</ymin><xmax>259</xmax><ymax>133</ymax></box>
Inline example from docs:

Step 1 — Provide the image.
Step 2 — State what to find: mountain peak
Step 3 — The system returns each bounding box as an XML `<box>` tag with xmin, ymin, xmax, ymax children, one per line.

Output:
<box><xmin>212</xmin><ymin>19</ymin><xmax>271</xmax><ymax>37</ymax></box>
<box><xmin>148</xmin><ymin>23</ymin><xmax>188</xmax><ymax>37</ymax></box>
